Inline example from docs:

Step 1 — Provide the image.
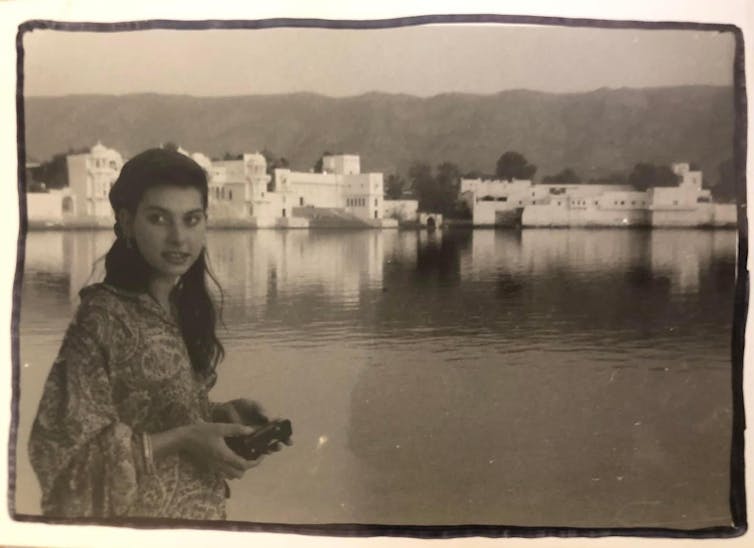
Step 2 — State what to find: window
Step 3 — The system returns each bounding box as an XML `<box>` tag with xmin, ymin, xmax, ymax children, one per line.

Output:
<box><xmin>620</xmin><ymin>201</ymin><xmax>625</xmax><ymax>205</ymax></box>
<box><xmin>229</xmin><ymin>190</ymin><xmax>233</xmax><ymax>200</ymax></box>
<box><xmin>300</xmin><ymin>197</ymin><xmax>304</xmax><ymax>206</ymax></box>
<box><xmin>673</xmin><ymin>200</ymin><xmax>679</xmax><ymax>206</ymax></box>
<box><xmin>374</xmin><ymin>198</ymin><xmax>378</xmax><ymax>207</ymax></box>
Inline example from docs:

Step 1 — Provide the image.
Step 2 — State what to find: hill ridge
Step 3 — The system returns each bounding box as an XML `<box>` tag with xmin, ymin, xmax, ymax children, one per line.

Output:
<box><xmin>24</xmin><ymin>86</ymin><xmax>735</xmax><ymax>194</ymax></box>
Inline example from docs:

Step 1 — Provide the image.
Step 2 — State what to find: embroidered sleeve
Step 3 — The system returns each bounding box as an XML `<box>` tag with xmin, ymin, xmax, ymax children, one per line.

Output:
<box><xmin>28</xmin><ymin>297</ymin><xmax>143</xmax><ymax>518</ymax></box>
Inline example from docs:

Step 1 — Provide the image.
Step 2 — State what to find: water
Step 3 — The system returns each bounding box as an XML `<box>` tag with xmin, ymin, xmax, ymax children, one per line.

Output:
<box><xmin>15</xmin><ymin>228</ymin><xmax>736</xmax><ymax>528</ymax></box>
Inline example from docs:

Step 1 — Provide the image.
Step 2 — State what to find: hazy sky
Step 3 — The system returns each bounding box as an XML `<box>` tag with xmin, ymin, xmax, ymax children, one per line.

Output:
<box><xmin>23</xmin><ymin>23</ymin><xmax>734</xmax><ymax>97</ymax></box>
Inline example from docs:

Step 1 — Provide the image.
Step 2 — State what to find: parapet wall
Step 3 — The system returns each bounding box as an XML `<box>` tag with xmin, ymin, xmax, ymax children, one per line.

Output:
<box><xmin>522</xmin><ymin>204</ymin><xmax>650</xmax><ymax>227</ymax></box>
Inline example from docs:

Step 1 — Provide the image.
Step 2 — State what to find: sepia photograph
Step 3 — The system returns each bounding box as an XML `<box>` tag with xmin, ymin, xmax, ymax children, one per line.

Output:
<box><xmin>4</xmin><ymin>2</ymin><xmax>748</xmax><ymax>543</ymax></box>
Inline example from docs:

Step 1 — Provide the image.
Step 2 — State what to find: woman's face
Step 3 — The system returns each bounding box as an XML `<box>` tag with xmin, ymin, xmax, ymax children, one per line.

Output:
<box><xmin>120</xmin><ymin>185</ymin><xmax>207</xmax><ymax>282</ymax></box>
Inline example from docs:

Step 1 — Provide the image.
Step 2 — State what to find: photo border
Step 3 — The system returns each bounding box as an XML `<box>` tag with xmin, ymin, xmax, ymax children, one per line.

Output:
<box><xmin>9</xmin><ymin>12</ymin><xmax>748</xmax><ymax>540</ymax></box>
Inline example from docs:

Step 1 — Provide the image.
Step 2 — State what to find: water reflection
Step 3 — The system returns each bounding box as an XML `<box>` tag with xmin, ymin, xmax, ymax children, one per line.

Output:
<box><xmin>22</xmin><ymin>229</ymin><xmax>735</xmax><ymax>313</ymax></box>
<box><xmin>18</xmin><ymin>228</ymin><xmax>737</xmax><ymax>526</ymax></box>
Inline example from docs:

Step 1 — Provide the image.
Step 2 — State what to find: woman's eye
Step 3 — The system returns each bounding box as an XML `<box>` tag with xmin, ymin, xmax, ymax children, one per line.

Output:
<box><xmin>147</xmin><ymin>214</ymin><xmax>169</xmax><ymax>225</ymax></box>
<box><xmin>185</xmin><ymin>214</ymin><xmax>205</xmax><ymax>227</ymax></box>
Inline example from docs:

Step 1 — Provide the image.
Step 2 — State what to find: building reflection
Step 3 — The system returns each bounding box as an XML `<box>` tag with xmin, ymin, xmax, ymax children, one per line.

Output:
<box><xmin>461</xmin><ymin>229</ymin><xmax>736</xmax><ymax>295</ymax></box>
<box><xmin>648</xmin><ymin>230</ymin><xmax>736</xmax><ymax>294</ymax></box>
<box><xmin>21</xmin><ymin>228</ymin><xmax>736</xmax><ymax>318</ymax></box>
<box><xmin>23</xmin><ymin>230</ymin><xmax>113</xmax><ymax>305</ymax></box>
<box><xmin>206</xmin><ymin>230</ymin><xmax>385</xmax><ymax>320</ymax></box>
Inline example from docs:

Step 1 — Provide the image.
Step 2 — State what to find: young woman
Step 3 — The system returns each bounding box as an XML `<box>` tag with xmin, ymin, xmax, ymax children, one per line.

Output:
<box><xmin>28</xmin><ymin>148</ymin><xmax>274</xmax><ymax>520</ymax></box>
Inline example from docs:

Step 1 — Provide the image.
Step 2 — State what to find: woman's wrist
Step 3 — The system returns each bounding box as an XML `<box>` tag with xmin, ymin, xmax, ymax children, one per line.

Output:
<box><xmin>149</xmin><ymin>424</ymin><xmax>189</xmax><ymax>459</ymax></box>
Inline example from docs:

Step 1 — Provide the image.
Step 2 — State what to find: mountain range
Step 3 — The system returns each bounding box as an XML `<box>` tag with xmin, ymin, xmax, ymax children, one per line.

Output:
<box><xmin>23</xmin><ymin>86</ymin><xmax>736</xmax><ymax>190</ymax></box>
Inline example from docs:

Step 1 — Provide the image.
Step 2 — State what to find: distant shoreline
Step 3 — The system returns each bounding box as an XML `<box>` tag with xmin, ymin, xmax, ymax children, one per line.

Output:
<box><xmin>23</xmin><ymin>221</ymin><xmax>736</xmax><ymax>231</ymax></box>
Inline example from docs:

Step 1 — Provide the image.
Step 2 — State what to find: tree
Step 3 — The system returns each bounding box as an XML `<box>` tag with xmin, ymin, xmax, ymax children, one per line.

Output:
<box><xmin>463</xmin><ymin>169</ymin><xmax>488</xmax><ymax>179</ymax></box>
<box><xmin>409</xmin><ymin>162</ymin><xmax>462</xmax><ymax>215</ymax></box>
<box><xmin>27</xmin><ymin>146</ymin><xmax>91</xmax><ymax>191</ymax></box>
<box><xmin>222</xmin><ymin>152</ymin><xmax>243</xmax><ymax>161</ymax></box>
<box><xmin>495</xmin><ymin>151</ymin><xmax>537</xmax><ymax>181</ymax></box>
<box><xmin>715</xmin><ymin>158</ymin><xmax>737</xmax><ymax>203</ymax></box>
<box><xmin>162</xmin><ymin>141</ymin><xmax>180</xmax><ymax>152</ymax></box>
<box><xmin>542</xmin><ymin>168</ymin><xmax>581</xmax><ymax>184</ymax></box>
<box><xmin>384</xmin><ymin>174</ymin><xmax>406</xmax><ymax>200</ymax></box>
<box><xmin>409</xmin><ymin>162</ymin><xmax>435</xmax><ymax>212</ymax></box>
<box><xmin>627</xmin><ymin>163</ymin><xmax>680</xmax><ymax>190</ymax></box>
<box><xmin>434</xmin><ymin>162</ymin><xmax>462</xmax><ymax>215</ymax></box>
<box><xmin>261</xmin><ymin>149</ymin><xmax>290</xmax><ymax>175</ymax></box>
<box><xmin>274</xmin><ymin>157</ymin><xmax>290</xmax><ymax>170</ymax></box>
<box><xmin>313</xmin><ymin>151</ymin><xmax>334</xmax><ymax>173</ymax></box>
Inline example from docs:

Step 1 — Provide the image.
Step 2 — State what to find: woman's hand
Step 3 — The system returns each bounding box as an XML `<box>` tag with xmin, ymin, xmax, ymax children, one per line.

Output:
<box><xmin>212</xmin><ymin>398</ymin><xmax>269</xmax><ymax>427</ymax></box>
<box><xmin>211</xmin><ymin>399</ymin><xmax>293</xmax><ymax>455</ymax></box>
<box><xmin>180</xmin><ymin>422</ymin><xmax>264</xmax><ymax>479</ymax></box>
<box><xmin>151</xmin><ymin>422</ymin><xmax>263</xmax><ymax>479</ymax></box>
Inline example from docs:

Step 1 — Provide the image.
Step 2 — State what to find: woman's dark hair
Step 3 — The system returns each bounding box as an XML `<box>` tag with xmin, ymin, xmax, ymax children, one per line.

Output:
<box><xmin>105</xmin><ymin>148</ymin><xmax>224</xmax><ymax>378</ymax></box>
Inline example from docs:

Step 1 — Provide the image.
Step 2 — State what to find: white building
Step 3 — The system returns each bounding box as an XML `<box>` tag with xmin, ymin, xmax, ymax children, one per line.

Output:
<box><xmin>65</xmin><ymin>142</ymin><xmax>124</xmax><ymax>222</ymax></box>
<box><xmin>383</xmin><ymin>199</ymin><xmax>419</xmax><ymax>222</ymax></box>
<box><xmin>462</xmin><ymin>163</ymin><xmax>735</xmax><ymax>228</ymax></box>
<box><xmin>272</xmin><ymin>154</ymin><xmax>384</xmax><ymax>222</ymax></box>
<box><xmin>26</xmin><ymin>188</ymin><xmax>74</xmax><ymax>226</ymax></box>
<box><xmin>647</xmin><ymin>163</ymin><xmax>722</xmax><ymax>227</ymax></box>
<box><xmin>460</xmin><ymin>176</ymin><xmax>634</xmax><ymax>226</ymax></box>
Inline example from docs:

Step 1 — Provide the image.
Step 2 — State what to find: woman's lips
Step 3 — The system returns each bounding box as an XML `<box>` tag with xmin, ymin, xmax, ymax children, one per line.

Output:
<box><xmin>162</xmin><ymin>251</ymin><xmax>192</xmax><ymax>265</ymax></box>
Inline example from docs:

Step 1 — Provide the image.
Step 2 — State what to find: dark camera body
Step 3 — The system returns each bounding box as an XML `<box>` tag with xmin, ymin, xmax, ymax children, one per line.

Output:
<box><xmin>225</xmin><ymin>419</ymin><xmax>293</xmax><ymax>460</ymax></box>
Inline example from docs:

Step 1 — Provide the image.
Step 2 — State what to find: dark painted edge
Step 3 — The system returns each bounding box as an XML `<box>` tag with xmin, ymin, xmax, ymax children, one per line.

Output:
<box><xmin>8</xmin><ymin>12</ymin><xmax>749</xmax><ymax>540</ymax></box>
<box><xmin>729</xmin><ymin>23</ymin><xmax>748</xmax><ymax>534</ymax></box>
<box><xmin>8</xmin><ymin>20</ymin><xmax>27</xmax><ymax>522</ymax></box>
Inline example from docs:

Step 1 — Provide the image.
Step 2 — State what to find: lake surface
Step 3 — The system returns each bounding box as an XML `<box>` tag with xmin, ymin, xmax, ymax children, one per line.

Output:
<box><xmin>15</xmin><ymin>228</ymin><xmax>737</xmax><ymax>529</ymax></box>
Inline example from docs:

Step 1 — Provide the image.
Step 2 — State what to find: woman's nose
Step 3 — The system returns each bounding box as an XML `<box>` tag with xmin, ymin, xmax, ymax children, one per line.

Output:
<box><xmin>167</xmin><ymin>221</ymin><xmax>186</xmax><ymax>244</ymax></box>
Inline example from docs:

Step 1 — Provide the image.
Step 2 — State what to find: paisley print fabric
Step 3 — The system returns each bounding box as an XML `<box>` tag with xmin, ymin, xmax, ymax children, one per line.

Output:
<box><xmin>28</xmin><ymin>283</ymin><xmax>227</xmax><ymax>520</ymax></box>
